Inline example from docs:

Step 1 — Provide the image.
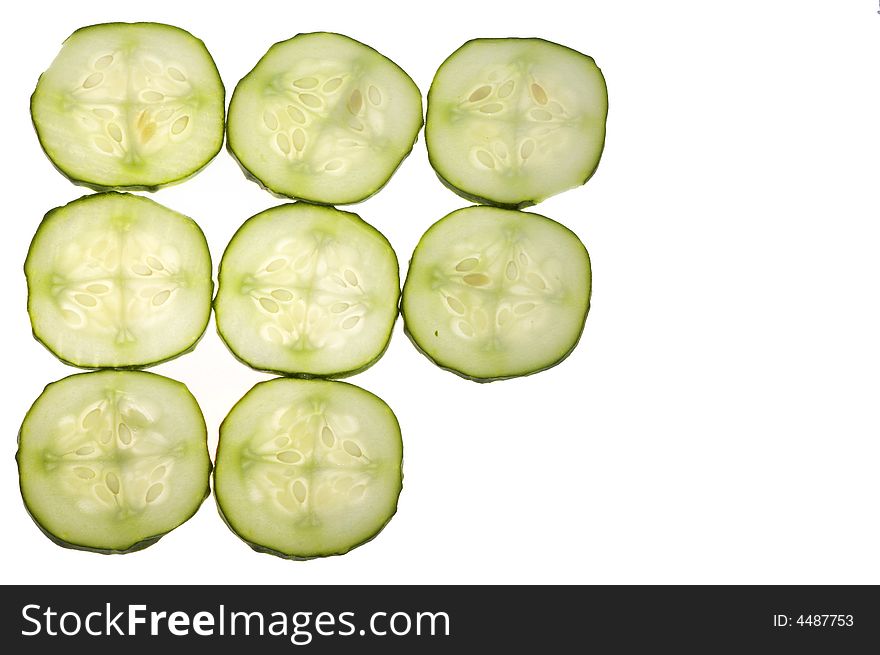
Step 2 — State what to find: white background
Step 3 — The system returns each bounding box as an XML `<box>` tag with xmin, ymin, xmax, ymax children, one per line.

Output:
<box><xmin>1</xmin><ymin>0</ymin><xmax>878</xmax><ymax>585</ymax></box>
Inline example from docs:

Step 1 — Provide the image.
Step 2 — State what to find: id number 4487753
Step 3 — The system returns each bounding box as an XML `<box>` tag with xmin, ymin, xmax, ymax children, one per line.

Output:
<box><xmin>773</xmin><ymin>614</ymin><xmax>854</xmax><ymax>628</ymax></box>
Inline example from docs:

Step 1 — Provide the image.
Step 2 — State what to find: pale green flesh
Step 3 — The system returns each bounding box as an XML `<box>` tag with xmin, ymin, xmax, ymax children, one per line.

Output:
<box><xmin>402</xmin><ymin>206</ymin><xmax>591</xmax><ymax>380</ymax></box>
<box><xmin>25</xmin><ymin>192</ymin><xmax>212</xmax><ymax>368</ymax></box>
<box><xmin>227</xmin><ymin>32</ymin><xmax>423</xmax><ymax>204</ymax></box>
<box><xmin>215</xmin><ymin>378</ymin><xmax>403</xmax><ymax>558</ymax></box>
<box><xmin>31</xmin><ymin>22</ymin><xmax>224</xmax><ymax>189</ymax></box>
<box><xmin>215</xmin><ymin>203</ymin><xmax>399</xmax><ymax>377</ymax></box>
<box><xmin>426</xmin><ymin>38</ymin><xmax>607</xmax><ymax>207</ymax></box>
<box><xmin>17</xmin><ymin>371</ymin><xmax>210</xmax><ymax>552</ymax></box>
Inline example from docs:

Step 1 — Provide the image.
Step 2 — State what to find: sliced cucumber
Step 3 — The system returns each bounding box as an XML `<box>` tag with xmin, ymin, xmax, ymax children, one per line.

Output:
<box><xmin>31</xmin><ymin>22</ymin><xmax>225</xmax><ymax>190</ymax></box>
<box><xmin>215</xmin><ymin>377</ymin><xmax>403</xmax><ymax>559</ymax></box>
<box><xmin>25</xmin><ymin>192</ymin><xmax>213</xmax><ymax>369</ymax></box>
<box><xmin>17</xmin><ymin>370</ymin><xmax>210</xmax><ymax>553</ymax></box>
<box><xmin>426</xmin><ymin>38</ymin><xmax>607</xmax><ymax>208</ymax></box>
<box><xmin>215</xmin><ymin>203</ymin><xmax>399</xmax><ymax>377</ymax></box>
<box><xmin>402</xmin><ymin>206</ymin><xmax>591</xmax><ymax>381</ymax></box>
<box><xmin>227</xmin><ymin>32</ymin><xmax>423</xmax><ymax>204</ymax></box>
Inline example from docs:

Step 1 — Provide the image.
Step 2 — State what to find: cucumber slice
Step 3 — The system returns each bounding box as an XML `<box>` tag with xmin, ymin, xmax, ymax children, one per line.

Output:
<box><xmin>402</xmin><ymin>206</ymin><xmax>591</xmax><ymax>381</ymax></box>
<box><xmin>214</xmin><ymin>203</ymin><xmax>399</xmax><ymax>377</ymax></box>
<box><xmin>426</xmin><ymin>38</ymin><xmax>607</xmax><ymax>208</ymax></box>
<box><xmin>227</xmin><ymin>32</ymin><xmax>423</xmax><ymax>204</ymax></box>
<box><xmin>215</xmin><ymin>378</ymin><xmax>403</xmax><ymax>559</ymax></box>
<box><xmin>17</xmin><ymin>370</ymin><xmax>211</xmax><ymax>553</ymax></box>
<box><xmin>25</xmin><ymin>192</ymin><xmax>213</xmax><ymax>369</ymax></box>
<box><xmin>31</xmin><ymin>22</ymin><xmax>225</xmax><ymax>190</ymax></box>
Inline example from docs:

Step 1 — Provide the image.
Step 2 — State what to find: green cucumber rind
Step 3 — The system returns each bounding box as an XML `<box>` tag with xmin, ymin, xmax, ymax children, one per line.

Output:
<box><xmin>213</xmin><ymin>377</ymin><xmax>404</xmax><ymax>560</ymax></box>
<box><xmin>214</xmin><ymin>319</ymin><xmax>396</xmax><ymax>380</ymax></box>
<box><xmin>400</xmin><ymin>205</ymin><xmax>592</xmax><ymax>383</ymax></box>
<box><xmin>226</xmin><ymin>31</ymin><xmax>424</xmax><ymax>206</ymax></box>
<box><xmin>213</xmin><ymin>493</ymin><xmax>399</xmax><ymax>561</ymax></box>
<box><xmin>225</xmin><ymin>128</ymin><xmax>421</xmax><ymax>207</ymax></box>
<box><xmin>28</xmin><ymin>327</ymin><xmax>211</xmax><ymax>372</ymax></box>
<box><xmin>25</xmin><ymin>192</ymin><xmax>214</xmax><ymax>370</ymax></box>
<box><xmin>16</xmin><ymin>371</ymin><xmax>213</xmax><ymax>555</ymax></box>
<box><xmin>401</xmin><ymin>303</ymin><xmax>590</xmax><ymax>383</ymax></box>
<box><xmin>430</xmin><ymin>169</ymin><xmax>536</xmax><ymax>211</ymax></box>
<box><xmin>213</xmin><ymin>202</ymin><xmax>400</xmax><ymax>379</ymax></box>
<box><xmin>425</xmin><ymin>36</ymin><xmax>608</xmax><ymax>209</ymax></box>
<box><xmin>30</xmin><ymin>22</ymin><xmax>226</xmax><ymax>192</ymax></box>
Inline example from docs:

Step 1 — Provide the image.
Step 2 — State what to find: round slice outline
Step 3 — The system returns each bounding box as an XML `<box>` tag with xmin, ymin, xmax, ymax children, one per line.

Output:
<box><xmin>402</xmin><ymin>205</ymin><xmax>592</xmax><ymax>382</ymax></box>
<box><xmin>214</xmin><ymin>377</ymin><xmax>403</xmax><ymax>560</ymax></box>
<box><xmin>25</xmin><ymin>192</ymin><xmax>214</xmax><ymax>369</ymax></box>
<box><xmin>426</xmin><ymin>37</ymin><xmax>608</xmax><ymax>208</ymax></box>
<box><xmin>227</xmin><ymin>31</ymin><xmax>424</xmax><ymax>205</ymax></box>
<box><xmin>214</xmin><ymin>202</ymin><xmax>400</xmax><ymax>378</ymax></box>
<box><xmin>30</xmin><ymin>21</ymin><xmax>226</xmax><ymax>191</ymax></box>
<box><xmin>17</xmin><ymin>370</ymin><xmax>211</xmax><ymax>554</ymax></box>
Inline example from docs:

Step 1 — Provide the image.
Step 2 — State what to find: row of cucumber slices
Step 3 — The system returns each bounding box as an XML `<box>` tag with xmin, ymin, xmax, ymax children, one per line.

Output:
<box><xmin>27</xmin><ymin>192</ymin><xmax>590</xmax><ymax>382</ymax></box>
<box><xmin>20</xmin><ymin>370</ymin><xmax>402</xmax><ymax>558</ymax></box>
<box><xmin>22</xmin><ymin>193</ymin><xmax>589</xmax><ymax>558</ymax></box>
<box><xmin>22</xmin><ymin>22</ymin><xmax>604</xmax><ymax>558</ymax></box>
<box><xmin>32</xmin><ymin>23</ymin><xmax>607</xmax><ymax>208</ymax></box>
